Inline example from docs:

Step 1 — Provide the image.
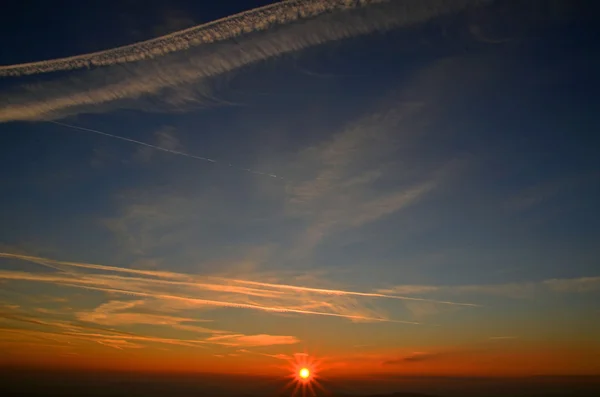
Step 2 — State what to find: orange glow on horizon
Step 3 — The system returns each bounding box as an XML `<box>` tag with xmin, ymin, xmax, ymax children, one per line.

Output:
<box><xmin>2</xmin><ymin>339</ymin><xmax>599</xmax><ymax>379</ymax></box>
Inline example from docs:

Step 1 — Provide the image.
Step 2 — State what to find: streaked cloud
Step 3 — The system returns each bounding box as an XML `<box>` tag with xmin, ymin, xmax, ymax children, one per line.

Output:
<box><xmin>402</xmin><ymin>301</ymin><xmax>442</xmax><ymax>319</ymax></box>
<box><xmin>382</xmin><ymin>351</ymin><xmax>442</xmax><ymax>365</ymax></box>
<box><xmin>0</xmin><ymin>252</ymin><xmax>477</xmax><ymax>328</ymax></box>
<box><xmin>379</xmin><ymin>276</ymin><xmax>600</xmax><ymax>299</ymax></box>
<box><xmin>75</xmin><ymin>299</ymin><xmax>221</xmax><ymax>334</ymax></box>
<box><xmin>0</xmin><ymin>301</ymin><xmax>296</xmax><ymax>350</ymax></box>
<box><xmin>542</xmin><ymin>277</ymin><xmax>600</xmax><ymax>293</ymax></box>
<box><xmin>285</xmin><ymin>100</ymin><xmax>442</xmax><ymax>255</ymax></box>
<box><xmin>0</xmin><ymin>309</ymin><xmax>211</xmax><ymax>349</ymax></box>
<box><xmin>383</xmin><ymin>285</ymin><xmax>440</xmax><ymax>295</ymax></box>
<box><xmin>6</xmin><ymin>247</ymin><xmax>476</xmax><ymax>352</ymax></box>
<box><xmin>205</xmin><ymin>334</ymin><xmax>299</xmax><ymax>347</ymax></box>
<box><xmin>505</xmin><ymin>173</ymin><xmax>600</xmax><ymax>213</ymax></box>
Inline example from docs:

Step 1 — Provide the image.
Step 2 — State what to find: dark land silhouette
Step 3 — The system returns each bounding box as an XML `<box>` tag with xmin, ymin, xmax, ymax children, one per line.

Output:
<box><xmin>2</xmin><ymin>368</ymin><xmax>599</xmax><ymax>397</ymax></box>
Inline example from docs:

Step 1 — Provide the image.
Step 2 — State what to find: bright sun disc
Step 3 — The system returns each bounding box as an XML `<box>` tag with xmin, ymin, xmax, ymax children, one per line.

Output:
<box><xmin>299</xmin><ymin>368</ymin><xmax>310</xmax><ymax>379</ymax></box>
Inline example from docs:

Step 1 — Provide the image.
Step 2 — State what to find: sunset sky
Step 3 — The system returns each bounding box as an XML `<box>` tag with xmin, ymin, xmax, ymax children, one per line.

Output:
<box><xmin>0</xmin><ymin>0</ymin><xmax>599</xmax><ymax>382</ymax></box>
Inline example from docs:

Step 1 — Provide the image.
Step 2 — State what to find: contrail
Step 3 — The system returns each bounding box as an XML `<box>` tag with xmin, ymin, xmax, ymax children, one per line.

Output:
<box><xmin>0</xmin><ymin>252</ymin><xmax>479</xmax><ymax>307</ymax></box>
<box><xmin>0</xmin><ymin>0</ymin><xmax>487</xmax><ymax>123</ymax></box>
<box><xmin>48</xmin><ymin>120</ymin><xmax>283</xmax><ymax>179</ymax></box>
<box><xmin>68</xmin><ymin>283</ymin><xmax>417</xmax><ymax>324</ymax></box>
<box><xmin>0</xmin><ymin>325</ymin><xmax>212</xmax><ymax>348</ymax></box>
<box><xmin>0</xmin><ymin>252</ymin><xmax>182</xmax><ymax>279</ymax></box>
<box><xmin>217</xmin><ymin>277</ymin><xmax>480</xmax><ymax>306</ymax></box>
<box><xmin>0</xmin><ymin>0</ymin><xmax>390</xmax><ymax>77</ymax></box>
<box><xmin>0</xmin><ymin>271</ymin><xmax>414</xmax><ymax>324</ymax></box>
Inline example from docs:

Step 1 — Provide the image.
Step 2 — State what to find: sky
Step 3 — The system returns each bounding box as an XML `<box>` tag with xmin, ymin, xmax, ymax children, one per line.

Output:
<box><xmin>0</xmin><ymin>0</ymin><xmax>599</xmax><ymax>386</ymax></box>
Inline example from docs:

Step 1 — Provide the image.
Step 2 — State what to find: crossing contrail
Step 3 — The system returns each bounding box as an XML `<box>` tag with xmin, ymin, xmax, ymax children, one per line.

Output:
<box><xmin>49</xmin><ymin>121</ymin><xmax>283</xmax><ymax>179</ymax></box>
<box><xmin>0</xmin><ymin>252</ymin><xmax>425</xmax><ymax>323</ymax></box>
<box><xmin>0</xmin><ymin>252</ymin><xmax>480</xmax><ymax>308</ymax></box>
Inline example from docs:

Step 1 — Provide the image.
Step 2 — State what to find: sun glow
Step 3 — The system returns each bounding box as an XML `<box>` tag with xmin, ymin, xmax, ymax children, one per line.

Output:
<box><xmin>282</xmin><ymin>352</ymin><xmax>325</xmax><ymax>397</ymax></box>
<box><xmin>299</xmin><ymin>368</ymin><xmax>310</xmax><ymax>379</ymax></box>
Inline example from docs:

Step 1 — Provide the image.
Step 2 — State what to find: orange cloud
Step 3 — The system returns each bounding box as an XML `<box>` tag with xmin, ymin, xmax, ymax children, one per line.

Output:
<box><xmin>0</xmin><ymin>252</ymin><xmax>476</xmax><ymax>326</ymax></box>
<box><xmin>206</xmin><ymin>333</ymin><xmax>300</xmax><ymax>347</ymax></box>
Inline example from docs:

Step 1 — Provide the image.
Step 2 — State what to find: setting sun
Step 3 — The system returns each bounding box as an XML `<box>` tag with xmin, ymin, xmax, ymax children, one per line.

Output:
<box><xmin>283</xmin><ymin>353</ymin><xmax>324</xmax><ymax>397</ymax></box>
<box><xmin>299</xmin><ymin>368</ymin><xmax>310</xmax><ymax>379</ymax></box>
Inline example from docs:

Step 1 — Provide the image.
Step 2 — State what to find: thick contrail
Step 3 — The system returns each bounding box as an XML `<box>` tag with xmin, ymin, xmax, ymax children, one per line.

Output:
<box><xmin>49</xmin><ymin>120</ymin><xmax>282</xmax><ymax>179</ymax></box>
<box><xmin>0</xmin><ymin>0</ymin><xmax>487</xmax><ymax>123</ymax></box>
<box><xmin>0</xmin><ymin>0</ymin><xmax>389</xmax><ymax>77</ymax></box>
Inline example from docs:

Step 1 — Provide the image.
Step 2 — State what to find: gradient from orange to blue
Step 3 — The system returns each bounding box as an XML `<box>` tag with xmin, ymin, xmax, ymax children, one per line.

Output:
<box><xmin>0</xmin><ymin>0</ymin><xmax>599</xmax><ymax>387</ymax></box>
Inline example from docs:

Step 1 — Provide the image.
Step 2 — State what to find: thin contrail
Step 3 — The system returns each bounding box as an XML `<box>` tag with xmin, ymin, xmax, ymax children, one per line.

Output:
<box><xmin>0</xmin><ymin>252</ymin><xmax>479</xmax><ymax>307</ymax></box>
<box><xmin>0</xmin><ymin>252</ymin><xmax>181</xmax><ymax>279</ymax></box>
<box><xmin>218</xmin><ymin>278</ymin><xmax>480</xmax><ymax>306</ymax></box>
<box><xmin>10</xmin><ymin>277</ymin><xmax>415</xmax><ymax>324</ymax></box>
<box><xmin>48</xmin><ymin>120</ymin><xmax>283</xmax><ymax>179</ymax></box>
<box><xmin>0</xmin><ymin>269</ymin><xmax>417</xmax><ymax>323</ymax></box>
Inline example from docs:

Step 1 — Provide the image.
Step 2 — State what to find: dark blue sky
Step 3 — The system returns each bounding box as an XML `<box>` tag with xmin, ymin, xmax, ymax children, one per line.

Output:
<box><xmin>0</xmin><ymin>0</ymin><xmax>276</xmax><ymax>64</ymax></box>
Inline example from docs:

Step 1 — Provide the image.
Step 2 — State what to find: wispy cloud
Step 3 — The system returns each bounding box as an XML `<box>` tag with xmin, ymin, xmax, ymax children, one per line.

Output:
<box><xmin>1</xmin><ymin>301</ymin><xmax>296</xmax><ymax>350</ymax></box>
<box><xmin>0</xmin><ymin>309</ymin><xmax>211</xmax><ymax>349</ymax></box>
<box><xmin>402</xmin><ymin>301</ymin><xmax>442</xmax><ymax>319</ymax></box>
<box><xmin>6</xmin><ymin>247</ymin><xmax>446</xmax><ymax>352</ymax></box>
<box><xmin>205</xmin><ymin>334</ymin><xmax>299</xmax><ymax>347</ymax></box>
<box><xmin>379</xmin><ymin>276</ymin><xmax>600</xmax><ymax>299</ymax></box>
<box><xmin>216</xmin><ymin>277</ymin><xmax>477</xmax><ymax>306</ymax></box>
<box><xmin>504</xmin><ymin>173</ymin><xmax>600</xmax><ymax>213</ymax></box>
<box><xmin>279</xmin><ymin>53</ymin><xmax>482</xmax><ymax>262</ymax></box>
<box><xmin>0</xmin><ymin>252</ymin><xmax>476</xmax><ymax>306</ymax></box>
<box><xmin>379</xmin><ymin>347</ymin><xmax>484</xmax><ymax>366</ymax></box>
<box><xmin>0</xmin><ymin>252</ymin><xmax>478</xmax><ymax>330</ymax></box>
<box><xmin>75</xmin><ymin>300</ymin><xmax>221</xmax><ymax>334</ymax></box>
<box><xmin>382</xmin><ymin>351</ymin><xmax>442</xmax><ymax>365</ymax></box>
<box><xmin>0</xmin><ymin>325</ymin><xmax>209</xmax><ymax>350</ymax></box>
<box><xmin>542</xmin><ymin>277</ymin><xmax>600</xmax><ymax>293</ymax></box>
<box><xmin>284</xmin><ymin>100</ymin><xmax>444</xmax><ymax>256</ymax></box>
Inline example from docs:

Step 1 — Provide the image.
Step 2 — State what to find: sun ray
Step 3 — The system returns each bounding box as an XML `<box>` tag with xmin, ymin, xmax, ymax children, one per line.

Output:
<box><xmin>279</xmin><ymin>351</ymin><xmax>326</xmax><ymax>397</ymax></box>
